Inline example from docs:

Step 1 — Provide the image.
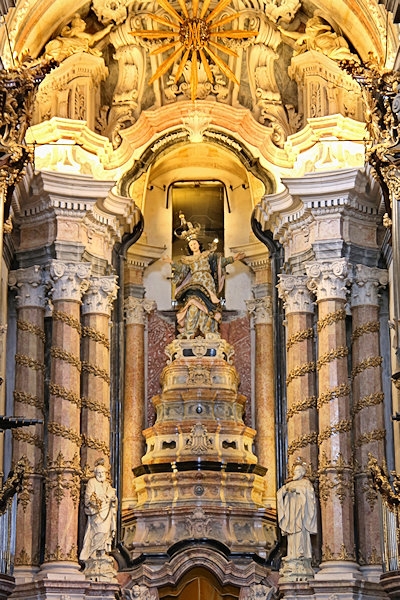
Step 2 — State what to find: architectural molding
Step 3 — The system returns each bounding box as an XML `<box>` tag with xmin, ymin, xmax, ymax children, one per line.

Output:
<box><xmin>124</xmin><ymin>297</ymin><xmax>156</xmax><ymax>326</ymax></box>
<box><xmin>82</xmin><ymin>276</ymin><xmax>118</xmax><ymax>316</ymax></box>
<box><xmin>306</xmin><ymin>260</ymin><xmax>351</xmax><ymax>302</ymax></box>
<box><xmin>351</xmin><ymin>265</ymin><xmax>389</xmax><ymax>307</ymax></box>
<box><xmin>8</xmin><ymin>265</ymin><xmax>46</xmax><ymax>309</ymax></box>
<box><xmin>277</xmin><ymin>274</ymin><xmax>314</xmax><ymax>314</ymax></box>
<box><xmin>47</xmin><ymin>261</ymin><xmax>92</xmax><ymax>302</ymax></box>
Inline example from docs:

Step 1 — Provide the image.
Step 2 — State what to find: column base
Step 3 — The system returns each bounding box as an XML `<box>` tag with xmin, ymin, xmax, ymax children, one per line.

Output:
<box><xmin>359</xmin><ymin>564</ymin><xmax>383</xmax><ymax>583</ymax></box>
<box><xmin>314</xmin><ymin>561</ymin><xmax>362</xmax><ymax>581</ymax></box>
<box><xmin>13</xmin><ymin>566</ymin><xmax>40</xmax><ymax>585</ymax></box>
<box><xmin>36</xmin><ymin>561</ymin><xmax>85</xmax><ymax>581</ymax></box>
<box><xmin>9</xmin><ymin>579</ymin><xmax>120</xmax><ymax>600</ymax></box>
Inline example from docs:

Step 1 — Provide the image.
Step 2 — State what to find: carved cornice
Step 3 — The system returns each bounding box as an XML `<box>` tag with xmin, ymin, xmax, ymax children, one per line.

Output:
<box><xmin>246</xmin><ymin>296</ymin><xmax>272</xmax><ymax>325</ymax></box>
<box><xmin>306</xmin><ymin>260</ymin><xmax>350</xmax><ymax>302</ymax></box>
<box><xmin>48</xmin><ymin>260</ymin><xmax>91</xmax><ymax>302</ymax></box>
<box><xmin>82</xmin><ymin>275</ymin><xmax>118</xmax><ymax>316</ymax></box>
<box><xmin>277</xmin><ymin>274</ymin><xmax>314</xmax><ymax>314</ymax></box>
<box><xmin>8</xmin><ymin>265</ymin><xmax>46</xmax><ymax>309</ymax></box>
<box><xmin>351</xmin><ymin>265</ymin><xmax>388</xmax><ymax>307</ymax></box>
<box><xmin>124</xmin><ymin>297</ymin><xmax>156</xmax><ymax>325</ymax></box>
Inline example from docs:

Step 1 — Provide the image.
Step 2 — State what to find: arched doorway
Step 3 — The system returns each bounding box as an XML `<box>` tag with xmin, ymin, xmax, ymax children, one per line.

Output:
<box><xmin>158</xmin><ymin>567</ymin><xmax>240</xmax><ymax>600</ymax></box>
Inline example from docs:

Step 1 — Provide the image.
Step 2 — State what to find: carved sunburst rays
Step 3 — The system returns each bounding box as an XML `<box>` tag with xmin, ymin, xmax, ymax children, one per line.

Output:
<box><xmin>131</xmin><ymin>0</ymin><xmax>258</xmax><ymax>100</ymax></box>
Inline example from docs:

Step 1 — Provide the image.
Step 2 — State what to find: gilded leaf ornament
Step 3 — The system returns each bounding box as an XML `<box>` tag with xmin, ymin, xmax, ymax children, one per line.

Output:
<box><xmin>131</xmin><ymin>0</ymin><xmax>258</xmax><ymax>100</ymax></box>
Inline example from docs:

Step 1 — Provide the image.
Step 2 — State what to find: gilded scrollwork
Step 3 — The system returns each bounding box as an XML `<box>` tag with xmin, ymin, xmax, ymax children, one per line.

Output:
<box><xmin>317</xmin><ymin>383</ymin><xmax>350</xmax><ymax>409</ymax></box>
<box><xmin>81</xmin><ymin>396</ymin><xmax>111</xmax><ymax>418</ymax></box>
<box><xmin>45</xmin><ymin>452</ymin><xmax>82</xmax><ymax>507</ymax></box>
<box><xmin>82</xmin><ymin>325</ymin><xmax>110</xmax><ymax>349</ymax></box>
<box><xmin>352</xmin><ymin>392</ymin><xmax>384</xmax><ymax>416</ymax></box>
<box><xmin>14</xmin><ymin>390</ymin><xmax>44</xmax><ymax>414</ymax></box>
<box><xmin>81</xmin><ymin>360</ymin><xmax>111</xmax><ymax>383</ymax></box>
<box><xmin>286</xmin><ymin>395</ymin><xmax>316</xmax><ymax>421</ymax></box>
<box><xmin>49</xmin><ymin>382</ymin><xmax>81</xmax><ymax>408</ymax></box>
<box><xmin>53</xmin><ymin>309</ymin><xmax>82</xmax><ymax>334</ymax></box>
<box><xmin>318</xmin><ymin>452</ymin><xmax>354</xmax><ymax>505</ymax></box>
<box><xmin>286</xmin><ymin>327</ymin><xmax>314</xmax><ymax>351</ymax></box>
<box><xmin>15</xmin><ymin>353</ymin><xmax>45</xmax><ymax>372</ymax></box>
<box><xmin>318</xmin><ymin>419</ymin><xmax>352</xmax><ymax>444</ymax></box>
<box><xmin>12</xmin><ymin>429</ymin><xmax>44</xmax><ymax>451</ymax></box>
<box><xmin>44</xmin><ymin>543</ymin><xmax>78</xmax><ymax>563</ymax></box>
<box><xmin>351</xmin><ymin>356</ymin><xmax>383</xmax><ymax>378</ymax></box>
<box><xmin>47</xmin><ymin>422</ymin><xmax>82</xmax><ymax>447</ymax></box>
<box><xmin>17</xmin><ymin>319</ymin><xmax>46</xmax><ymax>343</ymax></box>
<box><xmin>81</xmin><ymin>434</ymin><xmax>109</xmax><ymax>456</ymax></box>
<box><xmin>354</xmin><ymin>429</ymin><xmax>386</xmax><ymax>449</ymax></box>
<box><xmin>322</xmin><ymin>543</ymin><xmax>356</xmax><ymax>562</ymax></box>
<box><xmin>286</xmin><ymin>361</ymin><xmax>316</xmax><ymax>384</ymax></box>
<box><xmin>287</xmin><ymin>432</ymin><xmax>318</xmax><ymax>456</ymax></box>
<box><xmin>316</xmin><ymin>346</ymin><xmax>348</xmax><ymax>370</ymax></box>
<box><xmin>351</xmin><ymin>321</ymin><xmax>380</xmax><ymax>342</ymax></box>
<box><xmin>317</xmin><ymin>308</ymin><xmax>346</xmax><ymax>332</ymax></box>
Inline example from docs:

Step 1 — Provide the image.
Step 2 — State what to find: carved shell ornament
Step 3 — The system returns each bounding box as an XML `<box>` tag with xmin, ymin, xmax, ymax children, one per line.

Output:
<box><xmin>131</xmin><ymin>0</ymin><xmax>258</xmax><ymax>101</ymax></box>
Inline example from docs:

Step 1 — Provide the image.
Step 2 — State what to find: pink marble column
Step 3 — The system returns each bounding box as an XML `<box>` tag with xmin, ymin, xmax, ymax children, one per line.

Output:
<box><xmin>351</xmin><ymin>265</ymin><xmax>388</xmax><ymax>581</ymax></box>
<box><xmin>307</xmin><ymin>259</ymin><xmax>360</xmax><ymax>579</ymax></box>
<box><xmin>80</xmin><ymin>276</ymin><xmax>118</xmax><ymax>471</ymax></box>
<box><xmin>8</xmin><ymin>266</ymin><xmax>46</xmax><ymax>583</ymax></box>
<box><xmin>246</xmin><ymin>296</ymin><xmax>276</xmax><ymax>503</ymax></box>
<box><xmin>40</xmin><ymin>261</ymin><xmax>91</xmax><ymax>579</ymax></box>
<box><xmin>122</xmin><ymin>297</ymin><xmax>156</xmax><ymax>508</ymax></box>
<box><xmin>277</xmin><ymin>276</ymin><xmax>318</xmax><ymax>475</ymax></box>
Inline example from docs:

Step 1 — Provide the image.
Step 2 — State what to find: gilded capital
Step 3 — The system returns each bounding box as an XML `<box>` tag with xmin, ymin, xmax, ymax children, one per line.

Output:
<box><xmin>277</xmin><ymin>275</ymin><xmax>314</xmax><ymax>314</ymax></box>
<box><xmin>48</xmin><ymin>261</ymin><xmax>92</xmax><ymax>302</ymax></box>
<box><xmin>82</xmin><ymin>276</ymin><xmax>119</xmax><ymax>316</ymax></box>
<box><xmin>246</xmin><ymin>296</ymin><xmax>273</xmax><ymax>325</ymax></box>
<box><xmin>8</xmin><ymin>265</ymin><xmax>46</xmax><ymax>309</ymax></box>
<box><xmin>306</xmin><ymin>260</ymin><xmax>350</xmax><ymax>302</ymax></box>
<box><xmin>124</xmin><ymin>297</ymin><xmax>156</xmax><ymax>325</ymax></box>
<box><xmin>351</xmin><ymin>265</ymin><xmax>388</xmax><ymax>307</ymax></box>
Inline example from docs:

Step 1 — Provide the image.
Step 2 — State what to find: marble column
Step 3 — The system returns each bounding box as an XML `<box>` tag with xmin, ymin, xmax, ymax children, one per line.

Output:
<box><xmin>306</xmin><ymin>259</ymin><xmax>360</xmax><ymax>579</ymax></box>
<box><xmin>277</xmin><ymin>276</ymin><xmax>318</xmax><ymax>475</ymax></box>
<box><xmin>80</xmin><ymin>276</ymin><xmax>118</xmax><ymax>471</ymax></box>
<box><xmin>246</xmin><ymin>296</ymin><xmax>276</xmax><ymax>504</ymax></box>
<box><xmin>351</xmin><ymin>265</ymin><xmax>388</xmax><ymax>581</ymax></box>
<box><xmin>8</xmin><ymin>266</ymin><xmax>46</xmax><ymax>583</ymax></box>
<box><xmin>40</xmin><ymin>261</ymin><xmax>91</xmax><ymax>578</ymax></box>
<box><xmin>122</xmin><ymin>297</ymin><xmax>156</xmax><ymax>508</ymax></box>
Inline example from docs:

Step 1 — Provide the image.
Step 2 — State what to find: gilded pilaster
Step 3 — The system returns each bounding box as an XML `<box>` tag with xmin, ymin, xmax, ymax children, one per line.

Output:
<box><xmin>122</xmin><ymin>297</ymin><xmax>156</xmax><ymax>507</ymax></box>
<box><xmin>41</xmin><ymin>261</ymin><xmax>91</xmax><ymax>577</ymax></box>
<box><xmin>246</xmin><ymin>296</ymin><xmax>276</xmax><ymax>503</ymax></box>
<box><xmin>8</xmin><ymin>266</ymin><xmax>46</xmax><ymax>582</ymax></box>
<box><xmin>81</xmin><ymin>276</ymin><xmax>118</xmax><ymax>470</ymax></box>
<box><xmin>277</xmin><ymin>275</ymin><xmax>317</xmax><ymax>475</ymax></box>
<box><xmin>351</xmin><ymin>265</ymin><xmax>388</xmax><ymax>581</ymax></box>
<box><xmin>306</xmin><ymin>260</ymin><xmax>360</xmax><ymax>578</ymax></box>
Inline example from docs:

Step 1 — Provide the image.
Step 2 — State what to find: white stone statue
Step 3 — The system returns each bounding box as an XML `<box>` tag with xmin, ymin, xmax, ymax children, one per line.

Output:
<box><xmin>80</xmin><ymin>459</ymin><xmax>117</xmax><ymax>561</ymax></box>
<box><xmin>276</xmin><ymin>462</ymin><xmax>317</xmax><ymax>560</ymax></box>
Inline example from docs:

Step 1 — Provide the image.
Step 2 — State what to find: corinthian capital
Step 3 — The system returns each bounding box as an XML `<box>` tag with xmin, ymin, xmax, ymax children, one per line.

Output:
<box><xmin>306</xmin><ymin>260</ymin><xmax>350</xmax><ymax>302</ymax></box>
<box><xmin>8</xmin><ymin>265</ymin><xmax>46</xmax><ymax>309</ymax></box>
<box><xmin>124</xmin><ymin>297</ymin><xmax>156</xmax><ymax>325</ymax></box>
<box><xmin>351</xmin><ymin>265</ymin><xmax>388</xmax><ymax>307</ymax></box>
<box><xmin>82</xmin><ymin>276</ymin><xmax>119</xmax><ymax>316</ymax></box>
<box><xmin>48</xmin><ymin>261</ymin><xmax>92</xmax><ymax>302</ymax></box>
<box><xmin>277</xmin><ymin>275</ymin><xmax>314</xmax><ymax>314</ymax></box>
<box><xmin>246</xmin><ymin>296</ymin><xmax>273</xmax><ymax>325</ymax></box>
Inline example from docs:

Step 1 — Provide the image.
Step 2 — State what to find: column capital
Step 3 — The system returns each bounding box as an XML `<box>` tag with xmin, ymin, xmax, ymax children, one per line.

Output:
<box><xmin>124</xmin><ymin>297</ymin><xmax>156</xmax><ymax>325</ymax></box>
<box><xmin>8</xmin><ymin>265</ymin><xmax>46</xmax><ymax>309</ymax></box>
<box><xmin>277</xmin><ymin>275</ymin><xmax>314</xmax><ymax>314</ymax></box>
<box><xmin>306</xmin><ymin>259</ymin><xmax>350</xmax><ymax>302</ymax></box>
<box><xmin>351</xmin><ymin>265</ymin><xmax>388</xmax><ymax>307</ymax></box>
<box><xmin>48</xmin><ymin>261</ymin><xmax>92</xmax><ymax>302</ymax></box>
<box><xmin>246</xmin><ymin>296</ymin><xmax>273</xmax><ymax>325</ymax></box>
<box><xmin>82</xmin><ymin>276</ymin><xmax>119</xmax><ymax>316</ymax></box>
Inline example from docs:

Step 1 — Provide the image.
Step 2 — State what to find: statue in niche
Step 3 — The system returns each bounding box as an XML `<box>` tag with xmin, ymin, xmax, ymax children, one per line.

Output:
<box><xmin>276</xmin><ymin>461</ymin><xmax>317</xmax><ymax>560</ymax></box>
<box><xmin>44</xmin><ymin>13</ymin><xmax>112</xmax><ymax>62</ymax></box>
<box><xmin>279</xmin><ymin>15</ymin><xmax>359</xmax><ymax>62</ymax></box>
<box><xmin>162</xmin><ymin>212</ymin><xmax>244</xmax><ymax>339</ymax></box>
<box><xmin>80</xmin><ymin>458</ymin><xmax>117</xmax><ymax>562</ymax></box>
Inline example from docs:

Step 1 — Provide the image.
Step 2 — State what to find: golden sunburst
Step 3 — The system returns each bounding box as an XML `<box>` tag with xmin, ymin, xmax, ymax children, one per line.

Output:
<box><xmin>131</xmin><ymin>0</ymin><xmax>258</xmax><ymax>101</ymax></box>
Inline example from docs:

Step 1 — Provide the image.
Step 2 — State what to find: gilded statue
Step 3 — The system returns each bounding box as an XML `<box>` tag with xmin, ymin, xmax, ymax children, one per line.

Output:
<box><xmin>44</xmin><ymin>14</ymin><xmax>112</xmax><ymax>62</ymax></box>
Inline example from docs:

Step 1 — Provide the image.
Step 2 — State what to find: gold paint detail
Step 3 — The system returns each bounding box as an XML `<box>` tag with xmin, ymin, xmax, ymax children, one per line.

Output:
<box><xmin>15</xmin><ymin>353</ymin><xmax>45</xmax><ymax>372</ymax></box>
<box><xmin>352</xmin><ymin>392</ymin><xmax>384</xmax><ymax>416</ymax></box>
<box><xmin>317</xmin><ymin>309</ymin><xmax>346</xmax><ymax>332</ymax></box>
<box><xmin>322</xmin><ymin>543</ymin><xmax>356</xmax><ymax>562</ymax></box>
<box><xmin>51</xmin><ymin>347</ymin><xmax>82</xmax><ymax>371</ymax></box>
<box><xmin>12</xmin><ymin>429</ymin><xmax>44</xmax><ymax>450</ymax></box>
<box><xmin>351</xmin><ymin>320</ymin><xmax>380</xmax><ymax>342</ymax></box>
<box><xmin>81</xmin><ymin>360</ymin><xmax>111</xmax><ymax>383</ymax></box>
<box><xmin>287</xmin><ymin>432</ymin><xmax>318</xmax><ymax>456</ymax></box>
<box><xmin>318</xmin><ymin>419</ymin><xmax>352</xmax><ymax>444</ymax></box>
<box><xmin>17</xmin><ymin>319</ymin><xmax>45</xmax><ymax>343</ymax></box>
<box><xmin>286</xmin><ymin>327</ymin><xmax>314</xmax><ymax>350</ymax></box>
<box><xmin>286</xmin><ymin>396</ymin><xmax>317</xmax><ymax>421</ymax></box>
<box><xmin>44</xmin><ymin>544</ymin><xmax>78</xmax><ymax>563</ymax></box>
<box><xmin>14</xmin><ymin>390</ymin><xmax>44</xmax><ymax>413</ymax></box>
<box><xmin>47</xmin><ymin>422</ymin><xmax>82</xmax><ymax>447</ymax></box>
<box><xmin>317</xmin><ymin>384</ymin><xmax>351</xmax><ymax>409</ymax></box>
<box><xmin>286</xmin><ymin>361</ymin><xmax>316</xmax><ymax>384</ymax></box>
<box><xmin>316</xmin><ymin>346</ymin><xmax>348</xmax><ymax>370</ymax></box>
<box><xmin>351</xmin><ymin>356</ymin><xmax>383</xmax><ymax>378</ymax></box>
<box><xmin>45</xmin><ymin>452</ymin><xmax>82</xmax><ymax>507</ymax></box>
<box><xmin>82</xmin><ymin>325</ymin><xmax>110</xmax><ymax>349</ymax></box>
<box><xmin>354</xmin><ymin>428</ymin><xmax>386</xmax><ymax>449</ymax></box>
<box><xmin>49</xmin><ymin>382</ymin><xmax>81</xmax><ymax>407</ymax></box>
<box><xmin>53</xmin><ymin>309</ymin><xmax>82</xmax><ymax>334</ymax></box>
<box><xmin>81</xmin><ymin>434</ymin><xmax>109</xmax><ymax>455</ymax></box>
<box><xmin>81</xmin><ymin>396</ymin><xmax>111</xmax><ymax>418</ymax></box>
<box><xmin>318</xmin><ymin>453</ymin><xmax>354</xmax><ymax>505</ymax></box>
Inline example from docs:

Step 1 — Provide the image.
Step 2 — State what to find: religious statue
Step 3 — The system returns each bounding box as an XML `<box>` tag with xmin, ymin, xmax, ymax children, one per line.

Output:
<box><xmin>44</xmin><ymin>14</ymin><xmax>112</xmax><ymax>62</ymax></box>
<box><xmin>276</xmin><ymin>462</ymin><xmax>317</xmax><ymax>561</ymax></box>
<box><xmin>80</xmin><ymin>459</ymin><xmax>117</xmax><ymax>562</ymax></box>
<box><xmin>163</xmin><ymin>212</ymin><xmax>244</xmax><ymax>339</ymax></box>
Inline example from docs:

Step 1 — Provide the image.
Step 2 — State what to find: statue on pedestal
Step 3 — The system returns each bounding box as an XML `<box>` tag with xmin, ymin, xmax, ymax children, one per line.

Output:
<box><xmin>80</xmin><ymin>458</ymin><xmax>118</xmax><ymax>581</ymax></box>
<box><xmin>163</xmin><ymin>212</ymin><xmax>244</xmax><ymax>339</ymax></box>
<box><xmin>276</xmin><ymin>461</ymin><xmax>317</xmax><ymax>580</ymax></box>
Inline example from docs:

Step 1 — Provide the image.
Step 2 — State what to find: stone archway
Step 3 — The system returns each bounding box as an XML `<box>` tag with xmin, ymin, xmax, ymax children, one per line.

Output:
<box><xmin>157</xmin><ymin>567</ymin><xmax>240</xmax><ymax>600</ymax></box>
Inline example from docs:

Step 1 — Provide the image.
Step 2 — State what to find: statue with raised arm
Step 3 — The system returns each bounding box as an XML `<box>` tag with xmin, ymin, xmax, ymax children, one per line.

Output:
<box><xmin>277</xmin><ymin>461</ymin><xmax>317</xmax><ymax>580</ymax></box>
<box><xmin>163</xmin><ymin>212</ymin><xmax>244</xmax><ymax>339</ymax></box>
<box><xmin>80</xmin><ymin>459</ymin><xmax>117</xmax><ymax>580</ymax></box>
<box><xmin>44</xmin><ymin>14</ymin><xmax>112</xmax><ymax>62</ymax></box>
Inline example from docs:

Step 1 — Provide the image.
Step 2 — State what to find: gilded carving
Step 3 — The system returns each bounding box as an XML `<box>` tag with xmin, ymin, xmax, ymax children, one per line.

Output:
<box><xmin>81</xmin><ymin>434</ymin><xmax>109</xmax><ymax>456</ymax></box>
<box><xmin>14</xmin><ymin>390</ymin><xmax>44</xmax><ymax>414</ymax></box>
<box><xmin>317</xmin><ymin>384</ymin><xmax>350</xmax><ymax>409</ymax></box>
<box><xmin>53</xmin><ymin>310</ymin><xmax>82</xmax><ymax>334</ymax></box>
<box><xmin>49</xmin><ymin>383</ymin><xmax>81</xmax><ymax>408</ymax></box>
<box><xmin>81</xmin><ymin>396</ymin><xmax>111</xmax><ymax>418</ymax></box>
<box><xmin>187</xmin><ymin>365</ymin><xmax>212</xmax><ymax>386</ymax></box>
<box><xmin>354</xmin><ymin>429</ymin><xmax>386</xmax><ymax>449</ymax></box>
<box><xmin>45</xmin><ymin>452</ymin><xmax>82</xmax><ymax>507</ymax></box>
<box><xmin>17</xmin><ymin>320</ymin><xmax>45</xmax><ymax>343</ymax></box>
<box><xmin>351</xmin><ymin>321</ymin><xmax>380</xmax><ymax>341</ymax></box>
<box><xmin>12</xmin><ymin>429</ymin><xmax>44</xmax><ymax>451</ymax></box>
<box><xmin>352</xmin><ymin>392</ymin><xmax>384</xmax><ymax>416</ymax></box>
<box><xmin>351</xmin><ymin>356</ymin><xmax>383</xmax><ymax>378</ymax></box>
<box><xmin>287</xmin><ymin>432</ymin><xmax>318</xmax><ymax>456</ymax></box>
<box><xmin>286</xmin><ymin>327</ymin><xmax>314</xmax><ymax>351</ymax></box>
<box><xmin>318</xmin><ymin>452</ymin><xmax>354</xmax><ymax>504</ymax></box>
<box><xmin>15</xmin><ymin>354</ymin><xmax>45</xmax><ymax>372</ymax></box>
<box><xmin>318</xmin><ymin>419</ymin><xmax>352</xmax><ymax>444</ymax></box>
<box><xmin>82</xmin><ymin>325</ymin><xmax>110</xmax><ymax>349</ymax></box>
<box><xmin>317</xmin><ymin>308</ymin><xmax>346</xmax><ymax>332</ymax></box>
<box><xmin>286</xmin><ymin>361</ymin><xmax>316</xmax><ymax>384</ymax></box>
<box><xmin>50</xmin><ymin>347</ymin><xmax>82</xmax><ymax>371</ymax></box>
<box><xmin>44</xmin><ymin>543</ymin><xmax>78</xmax><ymax>562</ymax></box>
<box><xmin>316</xmin><ymin>346</ymin><xmax>348</xmax><ymax>370</ymax></box>
<box><xmin>81</xmin><ymin>360</ymin><xmax>111</xmax><ymax>383</ymax></box>
<box><xmin>47</xmin><ymin>422</ymin><xmax>82</xmax><ymax>447</ymax></box>
<box><xmin>286</xmin><ymin>396</ymin><xmax>316</xmax><ymax>421</ymax></box>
